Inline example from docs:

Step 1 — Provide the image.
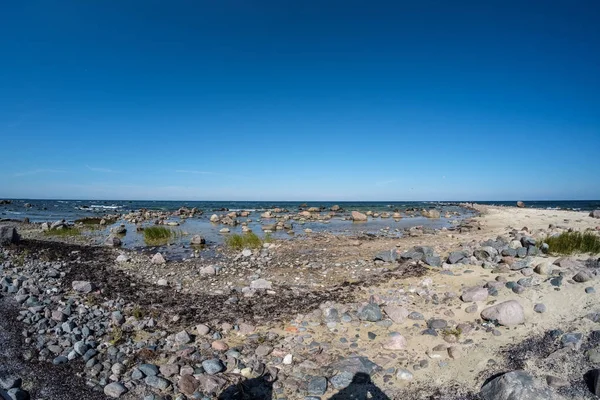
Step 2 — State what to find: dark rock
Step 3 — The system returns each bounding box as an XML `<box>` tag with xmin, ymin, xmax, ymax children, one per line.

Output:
<box><xmin>573</xmin><ymin>271</ymin><xmax>592</xmax><ymax>283</ymax></box>
<box><xmin>480</xmin><ymin>370</ymin><xmax>561</xmax><ymax>400</ymax></box>
<box><xmin>329</xmin><ymin>371</ymin><xmax>354</xmax><ymax>390</ymax></box>
<box><xmin>179</xmin><ymin>375</ymin><xmax>200</xmax><ymax>396</ymax></box>
<box><xmin>5</xmin><ymin>388</ymin><xmax>29</xmax><ymax>400</ymax></box>
<box><xmin>501</xmin><ymin>248</ymin><xmax>517</xmax><ymax>257</ymax></box>
<box><xmin>202</xmin><ymin>359</ymin><xmax>225</xmax><ymax>375</ymax></box>
<box><xmin>138</xmin><ymin>363</ymin><xmax>159</xmax><ymax>377</ymax></box>
<box><xmin>104</xmin><ymin>382</ymin><xmax>128</xmax><ymax>398</ymax></box>
<box><xmin>550</xmin><ymin>276</ymin><xmax>563</xmax><ymax>287</ymax></box>
<box><xmin>447</xmin><ymin>251</ymin><xmax>467</xmax><ymax>264</ymax></box>
<box><xmin>561</xmin><ymin>332</ymin><xmax>583</xmax><ymax>347</ymax></box>
<box><xmin>374</xmin><ymin>249</ymin><xmax>397</xmax><ymax>263</ymax></box>
<box><xmin>400</xmin><ymin>250</ymin><xmax>424</xmax><ymax>261</ymax></box>
<box><xmin>307</xmin><ymin>376</ymin><xmax>327</xmax><ymax>396</ymax></box>
<box><xmin>585</xmin><ymin>369</ymin><xmax>600</xmax><ymax>395</ymax></box>
<box><xmin>424</xmin><ymin>256</ymin><xmax>442</xmax><ymax>267</ymax></box>
<box><xmin>0</xmin><ymin>226</ymin><xmax>19</xmax><ymax>245</ymax></box>
<box><xmin>516</xmin><ymin>247</ymin><xmax>528</xmax><ymax>258</ymax></box>
<box><xmin>357</xmin><ymin>304</ymin><xmax>382</xmax><ymax>322</ymax></box>
<box><xmin>145</xmin><ymin>376</ymin><xmax>171</xmax><ymax>390</ymax></box>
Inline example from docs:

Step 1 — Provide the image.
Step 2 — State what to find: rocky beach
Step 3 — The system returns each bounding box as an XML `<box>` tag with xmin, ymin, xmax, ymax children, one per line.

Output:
<box><xmin>1</xmin><ymin>203</ymin><xmax>600</xmax><ymax>400</ymax></box>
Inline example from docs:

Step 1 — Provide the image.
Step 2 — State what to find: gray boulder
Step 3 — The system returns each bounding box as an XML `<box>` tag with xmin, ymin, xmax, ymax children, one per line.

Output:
<box><xmin>104</xmin><ymin>235</ymin><xmax>122</xmax><ymax>247</ymax></box>
<box><xmin>481</xmin><ymin>370</ymin><xmax>563</xmax><ymax>400</ymax></box>
<box><xmin>357</xmin><ymin>303</ymin><xmax>382</xmax><ymax>322</ymax></box>
<box><xmin>191</xmin><ymin>235</ymin><xmax>206</xmax><ymax>245</ymax></box>
<box><xmin>447</xmin><ymin>251</ymin><xmax>467</xmax><ymax>264</ymax></box>
<box><xmin>104</xmin><ymin>382</ymin><xmax>128</xmax><ymax>398</ymax></box>
<box><xmin>474</xmin><ymin>246</ymin><xmax>498</xmax><ymax>261</ymax></box>
<box><xmin>0</xmin><ymin>226</ymin><xmax>19</xmax><ymax>245</ymax></box>
<box><xmin>374</xmin><ymin>249</ymin><xmax>397</xmax><ymax>263</ymax></box>
<box><xmin>425</xmin><ymin>256</ymin><xmax>442</xmax><ymax>267</ymax></box>
<box><xmin>590</xmin><ymin>210</ymin><xmax>600</xmax><ymax>219</ymax></box>
<box><xmin>481</xmin><ymin>300</ymin><xmax>524</xmax><ymax>326</ymax></box>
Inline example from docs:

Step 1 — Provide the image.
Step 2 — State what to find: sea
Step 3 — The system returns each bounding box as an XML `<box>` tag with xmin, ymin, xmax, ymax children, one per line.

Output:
<box><xmin>1</xmin><ymin>199</ymin><xmax>598</xmax><ymax>255</ymax></box>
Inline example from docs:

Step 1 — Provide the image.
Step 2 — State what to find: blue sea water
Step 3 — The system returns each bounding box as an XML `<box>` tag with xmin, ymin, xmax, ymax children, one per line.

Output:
<box><xmin>1</xmin><ymin>199</ymin><xmax>597</xmax><ymax>223</ymax></box>
<box><xmin>1</xmin><ymin>199</ymin><xmax>597</xmax><ymax>254</ymax></box>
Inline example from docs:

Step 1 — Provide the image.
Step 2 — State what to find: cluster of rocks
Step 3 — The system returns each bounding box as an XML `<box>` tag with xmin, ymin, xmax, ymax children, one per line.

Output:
<box><xmin>0</xmin><ymin>200</ymin><xmax>12</xmax><ymax>205</ymax></box>
<box><xmin>3</xmin><ymin>217</ymin><xmax>600</xmax><ymax>400</ymax></box>
<box><xmin>121</xmin><ymin>207</ymin><xmax>202</xmax><ymax>226</ymax></box>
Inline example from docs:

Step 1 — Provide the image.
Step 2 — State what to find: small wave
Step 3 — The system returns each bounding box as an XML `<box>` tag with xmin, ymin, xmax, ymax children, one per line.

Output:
<box><xmin>6</xmin><ymin>211</ymin><xmax>22</xmax><ymax>215</ymax></box>
<box><xmin>90</xmin><ymin>205</ymin><xmax>121</xmax><ymax>209</ymax></box>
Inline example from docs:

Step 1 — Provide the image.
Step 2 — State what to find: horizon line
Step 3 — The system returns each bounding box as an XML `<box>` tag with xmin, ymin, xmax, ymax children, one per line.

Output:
<box><xmin>2</xmin><ymin>197</ymin><xmax>599</xmax><ymax>203</ymax></box>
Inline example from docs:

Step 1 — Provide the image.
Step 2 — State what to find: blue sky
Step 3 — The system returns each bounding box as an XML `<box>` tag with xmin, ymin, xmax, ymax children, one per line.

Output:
<box><xmin>1</xmin><ymin>0</ymin><xmax>599</xmax><ymax>201</ymax></box>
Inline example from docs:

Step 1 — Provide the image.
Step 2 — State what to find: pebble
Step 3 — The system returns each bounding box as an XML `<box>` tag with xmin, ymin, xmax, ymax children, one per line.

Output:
<box><xmin>202</xmin><ymin>359</ymin><xmax>225</xmax><ymax>375</ymax></box>
<box><xmin>104</xmin><ymin>382</ymin><xmax>128</xmax><ymax>398</ymax></box>
<box><xmin>396</xmin><ymin>369</ymin><xmax>413</xmax><ymax>380</ymax></box>
<box><xmin>534</xmin><ymin>304</ymin><xmax>547</xmax><ymax>313</ymax></box>
<box><xmin>145</xmin><ymin>376</ymin><xmax>171</xmax><ymax>390</ymax></box>
<box><xmin>307</xmin><ymin>376</ymin><xmax>327</xmax><ymax>396</ymax></box>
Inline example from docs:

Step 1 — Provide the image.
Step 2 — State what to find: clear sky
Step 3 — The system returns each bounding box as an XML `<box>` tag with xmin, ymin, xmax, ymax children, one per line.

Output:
<box><xmin>1</xmin><ymin>1</ymin><xmax>599</xmax><ymax>201</ymax></box>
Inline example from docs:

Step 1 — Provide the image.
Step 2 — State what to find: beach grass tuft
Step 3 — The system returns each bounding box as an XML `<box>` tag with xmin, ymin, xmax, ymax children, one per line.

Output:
<box><xmin>543</xmin><ymin>231</ymin><xmax>600</xmax><ymax>255</ymax></box>
<box><xmin>143</xmin><ymin>226</ymin><xmax>176</xmax><ymax>245</ymax></box>
<box><xmin>43</xmin><ymin>227</ymin><xmax>81</xmax><ymax>237</ymax></box>
<box><xmin>225</xmin><ymin>232</ymin><xmax>266</xmax><ymax>250</ymax></box>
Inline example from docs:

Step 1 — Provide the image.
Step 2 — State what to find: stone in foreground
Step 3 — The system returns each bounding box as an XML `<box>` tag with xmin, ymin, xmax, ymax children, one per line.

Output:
<box><xmin>481</xmin><ymin>370</ymin><xmax>563</xmax><ymax>400</ymax></box>
<box><xmin>480</xmin><ymin>300</ymin><xmax>524</xmax><ymax>326</ymax></box>
<box><xmin>0</xmin><ymin>226</ymin><xmax>19</xmax><ymax>245</ymax></box>
<box><xmin>104</xmin><ymin>382</ymin><xmax>128</xmax><ymax>398</ymax></box>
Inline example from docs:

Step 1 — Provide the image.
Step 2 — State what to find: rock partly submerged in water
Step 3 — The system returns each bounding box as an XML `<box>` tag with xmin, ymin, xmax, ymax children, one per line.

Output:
<box><xmin>351</xmin><ymin>211</ymin><xmax>368</xmax><ymax>221</ymax></box>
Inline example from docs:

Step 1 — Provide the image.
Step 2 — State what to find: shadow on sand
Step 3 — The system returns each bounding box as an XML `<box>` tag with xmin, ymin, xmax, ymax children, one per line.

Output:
<box><xmin>218</xmin><ymin>372</ymin><xmax>390</xmax><ymax>400</ymax></box>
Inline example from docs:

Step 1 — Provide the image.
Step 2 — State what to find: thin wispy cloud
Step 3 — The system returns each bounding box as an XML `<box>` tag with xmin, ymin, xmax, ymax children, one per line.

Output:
<box><xmin>175</xmin><ymin>169</ymin><xmax>247</xmax><ymax>179</ymax></box>
<box><xmin>14</xmin><ymin>168</ymin><xmax>67</xmax><ymax>177</ymax></box>
<box><xmin>175</xmin><ymin>170</ymin><xmax>218</xmax><ymax>175</ymax></box>
<box><xmin>375</xmin><ymin>179</ymin><xmax>398</xmax><ymax>186</ymax></box>
<box><xmin>86</xmin><ymin>165</ymin><xmax>121</xmax><ymax>173</ymax></box>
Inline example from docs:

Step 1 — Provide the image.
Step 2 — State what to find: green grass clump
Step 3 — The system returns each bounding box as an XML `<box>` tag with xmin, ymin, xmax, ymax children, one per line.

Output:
<box><xmin>543</xmin><ymin>231</ymin><xmax>600</xmax><ymax>255</ymax></box>
<box><xmin>225</xmin><ymin>232</ymin><xmax>266</xmax><ymax>250</ymax></box>
<box><xmin>143</xmin><ymin>226</ymin><xmax>176</xmax><ymax>245</ymax></box>
<box><xmin>43</xmin><ymin>227</ymin><xmax>81</xmax><ymax>237</ymax></box>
